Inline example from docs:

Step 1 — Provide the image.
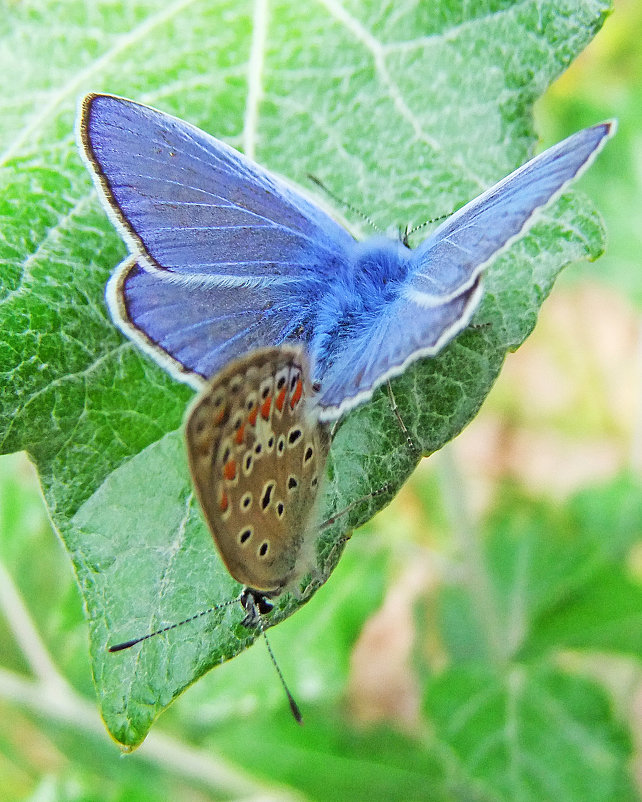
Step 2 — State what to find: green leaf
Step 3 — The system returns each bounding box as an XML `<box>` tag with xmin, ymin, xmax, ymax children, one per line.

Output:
<box><xmin>527</xmin><ymin>565</ymin><xmax>642</xmax><ymax>656</ymax></box>
<box><xmin>0</xmin><ymin>0</ymin><xmax>612</xmax><ymax>746</ymax></box>
<box><xmin>524</xmin><ymin>474</ymin><xmax>642</xmax><ymax>657</ymax></box>
<box><xmin>77</xmin><ymin>449</ymin><xmax>389</xmax><ymax>744</ymax></box>
<box><xmin>437</xmin><ymin>473</ymin><xmax>642</xmax><ymax>665</ymax></box>
<box><xmin>421</xmin><ymin>474</ymin><xmax>641</xmax><ymax>800</ymax></box>
<box><xmin>424</xmin><ymin>666</ymin><xmax>635</xmax><ymax>802</ymax></box>
<box><xmin>213</xmin><ymin>709</ymin><xmax>455</xmax><ymax>802</ymax></box>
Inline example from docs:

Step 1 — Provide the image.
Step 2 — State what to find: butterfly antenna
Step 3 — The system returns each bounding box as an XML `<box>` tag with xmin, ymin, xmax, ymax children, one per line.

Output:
<box><xmin>403</xmin><ymin>211</ymin><xmax>451</xmax><ymax>244</ymax></box>
<box><xmin>307</xmin><ymin>174</ymin><xmax>381</xmax><ymax>233</ymax></box>
<box><xmin>254</xmin><ymin>610</ymin><xmax>303</xmax><ymax>725</ymax></box>
<box><xmin>108</xmin><ymin>599</ymin><xmax>239</xmax><ymax>652</ymax></box>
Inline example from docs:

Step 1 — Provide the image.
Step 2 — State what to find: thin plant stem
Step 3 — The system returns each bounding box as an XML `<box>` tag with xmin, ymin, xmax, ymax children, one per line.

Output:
<box><xmin>436</xmin><ymin>445</ymin><xmax>506</xmax><ymax>666</ymax></box>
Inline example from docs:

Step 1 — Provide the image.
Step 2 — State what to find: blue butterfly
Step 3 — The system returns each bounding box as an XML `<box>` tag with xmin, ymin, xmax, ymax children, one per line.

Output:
<box><xmin>78</xmin><ymin>94</ymin><xmax>614</xmax><ymax>420</ymax></box>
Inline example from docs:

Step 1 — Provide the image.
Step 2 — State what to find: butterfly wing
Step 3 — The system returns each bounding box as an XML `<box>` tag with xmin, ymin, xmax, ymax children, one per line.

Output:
<box><xmin>107</xmin><ymin>257</ymin><xmax>317</xmax><ymax>389</ymax></box>
<box><xmin>314</xmin><ymin>122</ymin><xmax>615</xmax><ymax>417</ymax></box>
<box><xmin>315</xmin><ymin>277</ymin><xmax>483</xmax><ymax>416</ymax></box>
<box><xmin>406</xmin><ymin>122</ymin><xmax>615</xmax><ymax>303</ymax></box>
<box><xmin>185</xmin><ymin>346</ymin><xmax>329</xmax><ymax>594</ymax></box>
<box><xmin>80</xmin><ymin>96</ymin><xmax>614</xmax><ymax>416</ymax></box>
<box><xmin>79</xmin><ymin>94</ymin><xmax>354</xmax><ymax>382</ymax></box>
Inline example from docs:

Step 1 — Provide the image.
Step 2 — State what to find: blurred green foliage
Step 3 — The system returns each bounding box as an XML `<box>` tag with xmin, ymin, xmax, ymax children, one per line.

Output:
<box><xmin>538</xmin><ymin>0</ymin><xmax>642</xmax><ymax>304</ymax></box>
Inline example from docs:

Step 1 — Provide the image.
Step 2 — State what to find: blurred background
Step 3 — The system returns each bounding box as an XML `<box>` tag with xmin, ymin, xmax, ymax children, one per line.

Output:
<box><xmin>1</xmin><ymin>0</ymin><xmax>640</xmax><ymax>799</ymax></box>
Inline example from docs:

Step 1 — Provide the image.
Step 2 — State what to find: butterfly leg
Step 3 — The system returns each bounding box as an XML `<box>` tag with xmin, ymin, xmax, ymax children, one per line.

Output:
<box><xmin>468</xmin><ymin>321</ymin><xmax>492</xmax><ymax>332</ymax></box>
<box><xmin>312</xmin><ymin>482</ymin><xmax>390</xmax><ymax>566</ymax></box>
<box><xmin>298</xmin><ymin>484</ymin><xmax>393</xmax><ymax>597</ymax></box>
<box><xmin>319</xmin><ymin>482</ymin><xmax>392</xmax><ymax>531</ymax></box>
<box><xmin>386</xmin><ymin>380</ymin><xmax>420</xmax><ymax>457</ymax></box>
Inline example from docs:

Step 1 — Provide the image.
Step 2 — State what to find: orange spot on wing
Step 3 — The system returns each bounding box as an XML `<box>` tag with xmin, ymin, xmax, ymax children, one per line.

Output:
<box><xmin>223</xmin><ymin>460</ymin><xmax>237</xmax><ymax>481</ymax></box>
<box><xmin>248</xmin><ymin>407</ymin><xmax>258</xmax><ymax>426</ymax></box>
<box><xmin>290</xmin><ymin>377</ymin><xmax>303</xmax><ymax>408</ymax></box>
<box><xmin>220</xmin><ymin>491</ymin><xmax>229</xmax><ymax>513</ymax></box>
<box><xmin>261</xmin><ymin>396</ymin><xmax>272</xmax><ymax>420</ymax></box>
<box><xmin>276</xmin><ymin>387</ymin><xmax>287</xmax><ymax>412</ymax></box>
<box><xmin>234</xmin><ymin>423</ymin><xmax>245</xmax><ymax>444</ymax></box>
<box><xmin>213</xmin><ymin>407</ymin><xmax>226</xmax><ymax>425</ymax></box>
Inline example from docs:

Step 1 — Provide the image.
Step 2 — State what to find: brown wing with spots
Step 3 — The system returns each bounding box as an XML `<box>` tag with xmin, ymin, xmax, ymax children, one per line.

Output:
<box><xmin>185</xmin><ymin>345</ymin><xmax>329</xmax><ymax>594</ymax></box>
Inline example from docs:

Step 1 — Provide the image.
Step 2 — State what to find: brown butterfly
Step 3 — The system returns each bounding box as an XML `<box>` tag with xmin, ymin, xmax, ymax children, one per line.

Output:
<box><xmin>185</xmin><ymin>344</ymin><xmax>330</xmax><ymax>599</ymax></box>
<box><xmin>111</xmin><ymin>345</ymin><xmax>334</xmax><ymax>721</ymax></box>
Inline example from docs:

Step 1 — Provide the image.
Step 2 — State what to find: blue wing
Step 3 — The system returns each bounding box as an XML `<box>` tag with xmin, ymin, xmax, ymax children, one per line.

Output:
<box><xmin>80</xmin><ymin>94</ymin><xmax>354</xmax><ymax>284</ymax></box>
<box><xmin>79</xmin><ymin>93</ymin><xmax>356</xmax><ymax>383</ymax></box>
<box><xmin>314</xmin><ymin>277</ymin><xmax>483</xmax><ymax>416</ymax></box>
<box><xmin>80</xmin><ymin>94</ymin><xmax>614</xmax><ymax>418</ymax></box>
<box><xmin>405</xmin><ymin>122</ymin><xmax>614</xmax><ymax>304</ymax></box>
<box><xmin>106</xmin><ymin>257</ymin><xmax>318</xmax><ymax>389</ymax></box>
<box><xmin>311</xmin><ymin>122</ymin><xmax>615</xmax><ymax>417</ymax></box>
